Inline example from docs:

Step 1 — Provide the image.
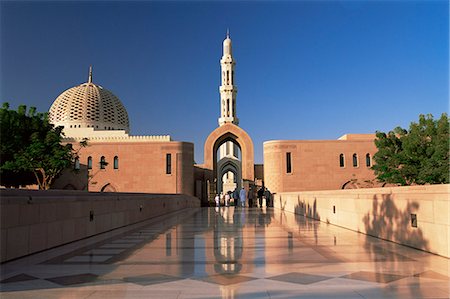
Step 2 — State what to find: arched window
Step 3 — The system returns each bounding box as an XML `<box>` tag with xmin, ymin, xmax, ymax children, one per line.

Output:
<box><xmin>114</xmin><ymin>156</ymin><xmax>119</xmax><ymax>169</ymax></box>
<box><xmin>87</xmin><ymin>156</ymin><xmax>92</xmax><ymax>170</ymax></box>
<box><xmin>100</xmin><ymin>156</ymin><xmax>106</xmax><ymax>169</ymax></box>
<box><xmin>226</xmin><ymin>99</ymin><xmax>230</xmax><ymax>117</ymax></box>
<box><xmin>353</xmin><ymin>153</ymin><xmax>358</xmax><ymax>167</ymax></box>
<box><xmin>339</xmin><ymin>154</ymin><xmax>345</xmax><ymax>167</ymax></box>
<box><xmin>74</xmin><ymin>158</ymin><xmax>80</xmax><ymax>170</ymax></box>
<box><xmin>366</xmin><ymin>153</ymin><xmax>371</xmax><ymax>167</ymax></box>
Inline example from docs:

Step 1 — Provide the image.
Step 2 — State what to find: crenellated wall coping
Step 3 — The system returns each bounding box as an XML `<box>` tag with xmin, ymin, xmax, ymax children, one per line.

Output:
<box><xmin>63</xmin><ymin>135</ymin><xmax>171</xmax><ymax>143</ymax></box>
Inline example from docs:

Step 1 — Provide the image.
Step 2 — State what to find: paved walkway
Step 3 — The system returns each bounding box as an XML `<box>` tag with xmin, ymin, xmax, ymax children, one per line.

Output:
<box><xmin>1</xmin><ymin>207</ymin><xmax>449</xmax><ymax>298</ymax></box>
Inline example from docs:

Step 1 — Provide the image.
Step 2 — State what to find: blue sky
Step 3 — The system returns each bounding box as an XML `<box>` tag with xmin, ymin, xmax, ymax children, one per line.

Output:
<box><xmin>1</xmin><ymin>0</ymin><xmax>448</xmax><ymax>163</ymax></box>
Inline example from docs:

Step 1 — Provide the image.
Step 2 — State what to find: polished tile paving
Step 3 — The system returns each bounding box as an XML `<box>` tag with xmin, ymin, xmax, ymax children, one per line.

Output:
<box><xmin>1</xmin><ymin>207</ymin><xmax>449</xmax><ymax>298</ymax></box>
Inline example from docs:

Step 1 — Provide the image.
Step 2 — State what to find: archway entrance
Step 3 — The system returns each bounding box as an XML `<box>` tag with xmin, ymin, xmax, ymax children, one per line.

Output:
<box><xmin>217</xmin><ymin>143</ymin><xmax>242</xmax><ymax>195</ymax></box>
<box><xmin>204</xmin><ymin>123</ymin><xmax>254</xmax><ymax>199</ymax></box>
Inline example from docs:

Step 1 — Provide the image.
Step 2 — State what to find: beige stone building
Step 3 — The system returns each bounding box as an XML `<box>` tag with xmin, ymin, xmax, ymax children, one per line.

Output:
<box><xmin>263</xmin><ymin>134</ymin><xmax>379</xmax><ymax>194</ymax></box>
<box><xmin>50</xmin><ymin>68</ymin><xmax>194</xmax><ymax>195</ymax></box>
<box><xmin>50</xmin><ymin>33</ymin><xmax>379</xmax><ymax>201</ymax></box>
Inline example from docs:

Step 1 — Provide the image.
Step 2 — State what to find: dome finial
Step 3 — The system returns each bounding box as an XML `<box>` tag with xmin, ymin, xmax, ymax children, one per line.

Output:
<box><xmin>226</xmin><ymin>28</ymin><xmax>230</xmax><ymax>38</ymax></box>
<box><xmin>88</xmin><ymin>65</ymin><xmax>93</xmax><ymax>83</ymax></box>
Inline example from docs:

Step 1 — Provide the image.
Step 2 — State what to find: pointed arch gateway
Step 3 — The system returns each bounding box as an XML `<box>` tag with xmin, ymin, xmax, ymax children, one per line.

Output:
<box><xmin>204</xmin><ymin>123</ymin><xmax>254</xmax><ymax>195</ymax></box>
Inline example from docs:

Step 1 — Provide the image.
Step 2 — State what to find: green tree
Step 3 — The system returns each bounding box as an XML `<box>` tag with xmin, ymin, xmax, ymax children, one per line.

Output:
<box><xmin>1</xmin><ymin>103</ymin><xmax>44</xmax><ymax>186</ymax></box>
<box><xmin>1</xmin><ymin>103</ymin><xmax>86</xmax><ymax>189</ymax></box>
<box><xmin>372</xmin><ymin>113</ymin><xmax>449</xmax><ymax>185</ymax></box>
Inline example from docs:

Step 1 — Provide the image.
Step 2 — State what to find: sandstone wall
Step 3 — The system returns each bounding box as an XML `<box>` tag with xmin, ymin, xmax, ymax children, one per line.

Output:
<box><xmin>53</xmin><ymin>141</ymin><xmax>194</xmax><ymax>195</ymax></box>
<box><xmin>263</xmin><ymin>139</ymin><xmax>378</xmax><ymax>193</ymax></box>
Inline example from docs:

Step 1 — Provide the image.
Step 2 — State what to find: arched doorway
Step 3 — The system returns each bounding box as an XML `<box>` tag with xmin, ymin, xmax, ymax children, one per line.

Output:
<box><xmin>204</xmin><ymin>123</ymin><xmax>254</xmax><ymax>199</ymax></box>
<box><xmin>217</xmin><ymin>155</ymin><xmax>242</xmax><ymax>195</ymax></box>
<box><xmin>101</xmin><ymin>183</ymin><xmax>117</xmax><ymax>192</ymax></box>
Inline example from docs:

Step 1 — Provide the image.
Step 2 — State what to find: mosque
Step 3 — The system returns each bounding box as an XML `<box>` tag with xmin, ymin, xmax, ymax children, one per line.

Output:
<box><xmin>50</xmin><ymin>33</ymin><xmax>379</xmax><ymax>204</ymax></box>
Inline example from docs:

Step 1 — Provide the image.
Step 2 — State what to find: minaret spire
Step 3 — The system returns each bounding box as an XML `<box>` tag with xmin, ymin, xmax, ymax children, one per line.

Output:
<box><xmin>88</xmin><ymin>65</ymin><xmax>93</xmax><ymax>83</ymax></box>
<box><xmin>218</xmin><ymin>33</ymin><xmax>238</xmax><ymax>126</ymax></box>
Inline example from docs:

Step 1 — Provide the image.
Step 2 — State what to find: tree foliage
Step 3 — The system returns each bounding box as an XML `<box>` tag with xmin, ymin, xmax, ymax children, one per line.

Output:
<box><xmin>372</xmin><ymin>113</ymin><xmax>449</xmax><ymax>185</ymax></box>
<box><xmin>1</xmin><ymin>103</ymin><xmax>85</xmax><ymax>189</ymax></box>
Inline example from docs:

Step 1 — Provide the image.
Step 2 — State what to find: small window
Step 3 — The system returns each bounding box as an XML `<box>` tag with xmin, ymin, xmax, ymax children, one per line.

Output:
<box><xmin>87</xmin><ymin>156</ymin><xmax>92</xmax><ymax>170</ymax></box>
<box><xmin>74</xmin><ymin>158</ymin><xmax>80</xmax><ymax>170</ymax></box>
<box><xmin>114</xmin><ymin>156</ymin><xmax>119</xmax><ymax>169</ymax></box>
<box><xmin>339</xmin><ymin>154</ymin><xmax>345</xmax><ymax>167</ymax></box>
<box><xmin>166</xmin><ymin>153</ymin><xmax>172</xmax><ymax>174</ymax></box>
<box><xmin>366</xmin><ymin>153</ymin><xmax>371</xmax><ymax>167</ymax></box>
<box><xmin>100</xmin><ymin>156</ymin><xmax>106</xmax><ymax>169</ymax></box>
<box><xmin>353</xmin><ymin>153</ymin><xmax>358</xmax><ymax>167</ymax></box>
<box><xmin>286</xmin><ymin>152</ymin><xmax>292</xmax><ymax>173</ymax></box>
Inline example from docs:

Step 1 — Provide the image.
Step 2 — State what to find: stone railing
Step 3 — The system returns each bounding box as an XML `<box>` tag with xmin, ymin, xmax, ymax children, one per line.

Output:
<box><xmin>0</xmin><ymin>189</ymin><xmax>199</xmax><ymax>262</ymax></box>
<box><xmin>273</xmin><ymin>184</ymin><xmax>450</xmax><ymax>258</ymax></box>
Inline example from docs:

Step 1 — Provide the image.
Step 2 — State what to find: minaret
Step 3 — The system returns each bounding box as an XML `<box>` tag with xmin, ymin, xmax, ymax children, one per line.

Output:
<box><xmin>218</xmin><ymin>30</ymin><xmax>239</xmax><ymax>126</ymax></box>
<box><xmin>88</xmin><ymin>65</ymin><xmax>93</xmax><ymax>83</ymax></box>
<box><xmin>218</xmin><ymin>31</ymin><xmax>240</xmax><ymax>170</ymax></box>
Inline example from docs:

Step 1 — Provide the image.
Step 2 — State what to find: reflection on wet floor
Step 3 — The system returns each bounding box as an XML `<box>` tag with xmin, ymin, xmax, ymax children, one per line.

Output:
<box><xmin>1</xmin><ymin>207</ymin><xmax>449</xmax><ymax>298</ymax></box>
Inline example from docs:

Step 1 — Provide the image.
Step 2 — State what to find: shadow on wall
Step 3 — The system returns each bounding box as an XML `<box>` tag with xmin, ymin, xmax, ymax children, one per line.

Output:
<box><xmin>292</xmin><ymin>196</ymin><xmax>321</xmax><ymax>245</ymax></box>
<box><xmin>277</xmin><ymin>194</ymin><xmax>321</xmax><ymax>222</ymax></box>
<box><xmin>54</xmin><ymin>164</ymin><xmax>89</xmax><ymax>191</ymax></box>
<box><xmin>363</xmin><ymin>194</ymin><xmax>429</xmax><ymax>252</ymax></box>
<box><xmin>57</xmin><ymin>164</ymin><xmax>117</xmax><ymax>192</ymax></box>
<box><xmin>294</xmin><ymin>195</ymin><xmax>321</xmax><ymax>221</ymax></box>
<box><xmin>278</xmin><ymin>195</ymin><xmax>286</xmax><ymax>211</ymax></box>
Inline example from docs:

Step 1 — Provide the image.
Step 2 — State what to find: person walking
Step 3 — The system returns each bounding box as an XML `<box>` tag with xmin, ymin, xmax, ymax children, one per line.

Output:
<box><xmin>257</xmin><ymin>187</ymin><xmax>264</xmax><ymax>208</ymax></box>
<box><xmin>233</xmin><ymin>188</ymin><xmax>239</xmax><ymax>206</ymax></box>
<box><xmin>224</xmin><ymin>192</ymin><xmax>230</xmax><ymax>207</ymax></box>
<box><xmin>214</xmin><ymin>194</ymin><xmax>220</xmax><ymax>207</ymax></box>
<box><xmin>239</xmin><ymin>187</ymin><xmax>247</xmax><ymax>207</ymax></box>
<box><xmin>248</xmin><ymin>186</ymin><xmax>254</xmax><ymax>207</ymax></box>
<box><xmin>264</xmin><ymin>188</ymin><xmax>272</xmax><ymax>207</ymax></box>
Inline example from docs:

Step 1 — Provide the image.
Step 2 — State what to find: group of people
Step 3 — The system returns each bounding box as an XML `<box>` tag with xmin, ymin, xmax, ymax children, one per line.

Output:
<box><xmin>257</xmin><ymin>187</ymin><xmax>272</xmax><ymax>208</ymax></box>
<box><xmin>214</xmin><ymin>187</ymin><xmax>247</xmax><ymax>207</ymax></box>
<box><xmin>214</xmin><ymin>186</ymin><xmax>272</xmax><ymax>208</ymax></box>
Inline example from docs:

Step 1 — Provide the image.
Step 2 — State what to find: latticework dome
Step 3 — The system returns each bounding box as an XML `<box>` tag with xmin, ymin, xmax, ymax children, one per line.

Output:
<box><xmin>49</xmin><ymin>68</ymin><xmax>129</xmax><ymax>133</ymax></box>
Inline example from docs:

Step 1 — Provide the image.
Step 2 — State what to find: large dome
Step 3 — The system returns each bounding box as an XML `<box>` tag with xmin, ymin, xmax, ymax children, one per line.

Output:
<box><xmin>49</xmin><ymin>69</ymin><xmax>130</xmax><ymax>133</ymax></box>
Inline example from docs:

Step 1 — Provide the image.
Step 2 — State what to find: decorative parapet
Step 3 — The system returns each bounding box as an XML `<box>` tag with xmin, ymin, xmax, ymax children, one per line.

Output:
<box><xmin>63</xmin><ymin>135</ymin><xmax>171</xmax><ymax>143</ymax></box>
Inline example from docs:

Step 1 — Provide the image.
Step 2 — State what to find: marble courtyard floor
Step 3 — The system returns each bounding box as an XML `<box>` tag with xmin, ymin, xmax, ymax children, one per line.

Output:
<box><xmin>1</xmin><ymin>207</ymin><xmax>449</xmax><ymax>299</ymax></box>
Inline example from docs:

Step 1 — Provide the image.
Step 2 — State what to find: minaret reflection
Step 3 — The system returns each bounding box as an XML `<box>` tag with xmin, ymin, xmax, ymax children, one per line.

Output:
<box><xmin>213</xmin><ymin>207</ymin><xmax>244</xmax><ymax>274</ymax></box>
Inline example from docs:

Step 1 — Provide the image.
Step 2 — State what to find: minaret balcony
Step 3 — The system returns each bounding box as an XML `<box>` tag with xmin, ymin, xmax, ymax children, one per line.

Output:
<box><xmin>219</xmin><ymin>86</ymin><xmax>238</xmax><ymax>92</ymax></box>
<box><xmin>220</xmin><ymin>57</ymin><xmax>235</xmax><ymax>64</ymax></box>
<box><xmin>218</xmin><ymin>117</ymin><xmax>240</xmax><ymax>126</ymax></box>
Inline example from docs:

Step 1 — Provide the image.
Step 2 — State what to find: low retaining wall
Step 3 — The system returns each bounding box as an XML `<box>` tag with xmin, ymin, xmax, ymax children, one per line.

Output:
<box><xmin>0</xmin><ymin>189</ymin><xmax>200</xmax><ymax>263</ymax></box>
<box><xmin>273</xmin><ymin>184</ymin><xmax>449</xmax><ymax>258</ymax></box>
